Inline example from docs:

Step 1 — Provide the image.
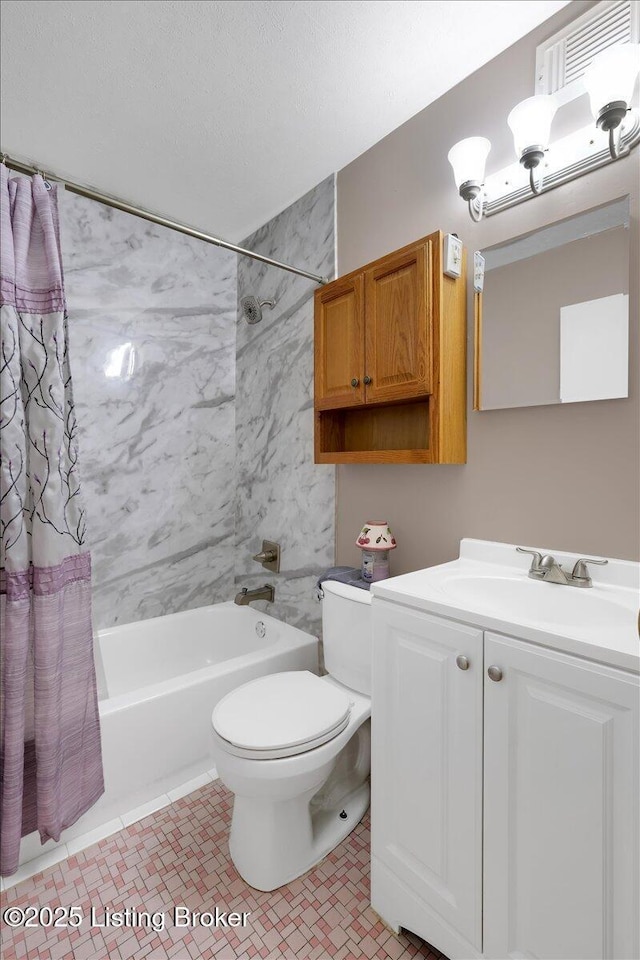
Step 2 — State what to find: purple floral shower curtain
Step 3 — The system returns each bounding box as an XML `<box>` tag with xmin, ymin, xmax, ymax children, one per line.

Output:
<box><xmin>0</xmin><ymin>165</ymin><xmax>104</xmax><ymax>876</ymax></box>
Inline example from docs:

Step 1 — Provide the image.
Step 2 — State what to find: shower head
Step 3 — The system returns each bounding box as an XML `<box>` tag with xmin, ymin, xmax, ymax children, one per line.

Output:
<box><xmin>240</xmin><ymin>295</ymin><xmax>276</xmax><ymax>325</ymax></box>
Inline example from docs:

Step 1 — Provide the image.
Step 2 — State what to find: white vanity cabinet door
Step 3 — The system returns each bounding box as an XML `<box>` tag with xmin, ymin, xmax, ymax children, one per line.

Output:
<box><xmin>483</xmin><ymin>632</ymin><xmax>639</xmax><ymax>960</ymax></box>
<box><xmin>371</xmin><ymin>600</ymin><xmax>483</xmax><ymax>952</ymax></box>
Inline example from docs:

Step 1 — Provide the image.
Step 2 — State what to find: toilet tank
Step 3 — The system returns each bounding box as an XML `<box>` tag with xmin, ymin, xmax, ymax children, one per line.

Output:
<box><xmin>321</xmin><ymin>581</ymin><xmax>372</xmax><ymax>696</ymax></box>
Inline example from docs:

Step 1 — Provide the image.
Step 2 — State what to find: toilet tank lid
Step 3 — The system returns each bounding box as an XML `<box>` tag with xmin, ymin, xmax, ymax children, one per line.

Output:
<box><xmin>321</xmin><ymin>580</ymin><xmax>372</xmax><ymax>605</ymax></box>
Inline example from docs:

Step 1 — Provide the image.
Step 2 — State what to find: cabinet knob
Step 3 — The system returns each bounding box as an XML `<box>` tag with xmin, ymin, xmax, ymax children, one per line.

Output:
<box><xmin>350</xmin><ymin>378</ymin><xmax>360</xmax><ymax>388</ymax></box>
<box><xmin>363</xmin><ymin>375</ymin><xmax>372</xmax><ymax>385</ymax></box>
<box><xmin>487</xmin><ymin>665</ymin><xmax>503</xmax><ymax>682</ymax></box>
<box><xmin>456</xmin><ymin>655</ymin><xmax>470</xmax><ymax>671</ymax></box>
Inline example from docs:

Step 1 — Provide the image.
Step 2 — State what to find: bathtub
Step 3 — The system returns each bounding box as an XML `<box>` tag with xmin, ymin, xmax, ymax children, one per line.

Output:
<box><xmin>95</xmin><ymin>602</ymin><xmax>319</xmax><ymax>814</ymax></box>
<box><xmin>17</xmin><ymin>602</ymin><xmax>318</xmax><ymax>865</ymax></box>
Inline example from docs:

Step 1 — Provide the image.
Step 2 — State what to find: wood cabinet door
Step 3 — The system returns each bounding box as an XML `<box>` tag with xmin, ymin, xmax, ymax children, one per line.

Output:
<box><xmin>371</xmin><ymin>601</ymin><xmax>483</xmax><ymax>952</ymax></box>
<box><xmin>314</xmin><ymin>274</ymin><xmax>364</xmax><ymax>409</ymax></box>
<box><xmin>483</xmin><ymin>633</ymin><xmax>640</xmax><ymax>960</ymax></box>
<box><xmin>364</xmin><ymin>239</ymin><xmax>432</xmax><ymax>403</ymax></box>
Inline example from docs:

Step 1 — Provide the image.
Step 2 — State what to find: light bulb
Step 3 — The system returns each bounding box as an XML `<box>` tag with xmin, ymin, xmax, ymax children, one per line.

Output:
<box><xmin>447</xmin><ymin>137</ymin><xmax>491</xmax><ymax>199</ymax></box>
<box><xmin>584</xmin><ymin>43</ymin><xmax>640</xmax><ymax>128</ymax></box>
<box><xmin>507</xmin><ymin>95</ymin><xmax>557</xmax><ymax>167</ymax></box>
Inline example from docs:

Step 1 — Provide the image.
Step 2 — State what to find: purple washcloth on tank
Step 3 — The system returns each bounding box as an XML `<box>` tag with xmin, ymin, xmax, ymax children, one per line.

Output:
<box><xmin>316</xmin><ymin>567</ymin><xmax>371</xmax><ymax>598</ymax></box>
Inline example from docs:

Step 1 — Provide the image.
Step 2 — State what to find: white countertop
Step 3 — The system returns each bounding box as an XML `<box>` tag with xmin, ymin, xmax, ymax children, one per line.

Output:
<box><xmin>371</xmin><ymin>539</ymin><xmax>640</xmax><ymax>674</ymax></box>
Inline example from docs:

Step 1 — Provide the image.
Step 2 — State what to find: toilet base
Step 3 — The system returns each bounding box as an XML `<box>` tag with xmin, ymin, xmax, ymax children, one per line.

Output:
<box><xmin>230</xmin><ymin>780</ymin><xmax>370</xmax><ymax>892</ymax></box>
<box><xmin>214</xmin><ymin>684</ymin><xmax>372</xmax><ymax>893</ymax></box>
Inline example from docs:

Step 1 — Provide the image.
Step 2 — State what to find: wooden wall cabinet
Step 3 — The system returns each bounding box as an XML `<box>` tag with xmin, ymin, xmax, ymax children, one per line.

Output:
<box><xmin>314</xmin><ymin>231</ymin><xmax>466</xmax><ymax>464</ymax></box>
<box><xmin>315</xmin><ymin>274</ymin><xmax>365</xmax><ymax>409</ymax></box>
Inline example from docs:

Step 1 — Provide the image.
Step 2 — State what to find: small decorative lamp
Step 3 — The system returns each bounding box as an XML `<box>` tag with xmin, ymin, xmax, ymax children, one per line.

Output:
<box><xmin>355</xmin><ymin>521</ymin><xmax>397</xmax><ymax>582</ymax></box>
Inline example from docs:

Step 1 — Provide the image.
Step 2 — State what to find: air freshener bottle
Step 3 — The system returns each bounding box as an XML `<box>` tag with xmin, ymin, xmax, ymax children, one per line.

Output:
<box><xmin>355</xmin><ymin>521</ymin><xmax>397</xmax><ymax>582</ymax></box>
<box><xmin>360</xmin><ymin>549</ymin><xmax>389</xmax><ymax>582</ymax></box>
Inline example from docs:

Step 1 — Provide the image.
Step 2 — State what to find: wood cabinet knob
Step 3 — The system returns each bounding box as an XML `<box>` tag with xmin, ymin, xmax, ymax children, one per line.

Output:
<box><xmin>363</xmin><ymin>375</ymin><xmax>372</xmax><ymax>385</ymax></box>
<box><xmin>351</xmin><ymin>378</ymin><xmax>360</xmax><ymax>387</ymax></box>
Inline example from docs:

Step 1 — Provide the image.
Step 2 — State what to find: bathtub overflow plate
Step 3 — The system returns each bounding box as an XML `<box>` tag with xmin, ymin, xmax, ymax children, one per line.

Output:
<box><xmin>255</xmin><ymin>621</ymin><xmax>266</xmax><ymax>638</ymax></box>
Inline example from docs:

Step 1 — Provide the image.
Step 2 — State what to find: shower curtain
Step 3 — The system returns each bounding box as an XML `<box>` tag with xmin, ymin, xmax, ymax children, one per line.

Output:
<box><xmin>0</xmin><ymin>165</ymin><xmax>104</xmax><ymax>876</ymax></box>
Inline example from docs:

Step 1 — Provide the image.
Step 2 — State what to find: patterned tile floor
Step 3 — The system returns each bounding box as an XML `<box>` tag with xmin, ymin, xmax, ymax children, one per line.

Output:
<box><xmin>1</xmin><ymin>779</ymin><xmax>446</xmax><ymax>960</ymax></box>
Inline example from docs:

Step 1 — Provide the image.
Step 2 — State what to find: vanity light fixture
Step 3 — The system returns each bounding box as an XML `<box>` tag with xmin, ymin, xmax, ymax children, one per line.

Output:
<box><xmin>448</xmin><ymin>41</ymin><xmax>640</xmax><ymax>221</ymax></box>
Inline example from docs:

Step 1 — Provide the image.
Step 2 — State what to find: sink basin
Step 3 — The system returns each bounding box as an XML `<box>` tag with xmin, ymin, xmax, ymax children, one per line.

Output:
<box><xmin>437</xmin><ymin>574</ymin><xmax>632</xmax><ymax>634</ymax></box>
<box><xmin>371</xmin><ymin>539</ymin><xmax>640</xmax><ymax>671</ymax></box>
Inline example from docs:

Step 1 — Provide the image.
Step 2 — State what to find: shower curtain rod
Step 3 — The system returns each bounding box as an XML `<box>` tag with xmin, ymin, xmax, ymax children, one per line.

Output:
<box><xmin>1</xmin><ymin>153</ymin><xmax>329</xmax><ymax>285</ymax></box>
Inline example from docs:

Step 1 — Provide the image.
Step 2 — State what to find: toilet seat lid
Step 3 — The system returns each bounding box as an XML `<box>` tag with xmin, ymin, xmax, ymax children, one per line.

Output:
<box><xmin>212</xmin><ymin>671</ymin><xmax>351</xmax><ymax>754</ymax></box>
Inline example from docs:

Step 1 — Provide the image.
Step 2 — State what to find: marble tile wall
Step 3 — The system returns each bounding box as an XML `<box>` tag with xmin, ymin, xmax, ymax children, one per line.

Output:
<box><xmin>235</xmin><ymin>176</ymin><xmax>336</xmax><ymax>635</ymax></box>
<box><xmin>61</xmin><ymin>191</ymin><xmax>237</xmax><ymax>630</ymax></box>
<box><xmin>59</xmin><ymin>175</ymin><xmax>335</xmax><ymax>637</ymax></box>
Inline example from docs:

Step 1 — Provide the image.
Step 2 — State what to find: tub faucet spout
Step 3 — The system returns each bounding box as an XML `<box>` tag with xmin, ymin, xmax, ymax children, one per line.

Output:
<box><xmin>234</xmin><ymin>584</ymin><xmax>275</xmax><ymax>605</ymax></box>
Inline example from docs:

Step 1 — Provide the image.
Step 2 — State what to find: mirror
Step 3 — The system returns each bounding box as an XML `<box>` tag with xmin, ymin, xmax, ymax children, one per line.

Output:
<box><xmin>474</xmin><ymin>198</ymin><xmax>630</xmax><ymax>411</ymax></box>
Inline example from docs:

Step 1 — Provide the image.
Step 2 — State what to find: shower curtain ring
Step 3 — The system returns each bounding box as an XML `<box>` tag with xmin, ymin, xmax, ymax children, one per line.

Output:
<box><xmin>35</xmin><ymin>168</ymin><xmax>52</xmax><ymax>189</ymax></box>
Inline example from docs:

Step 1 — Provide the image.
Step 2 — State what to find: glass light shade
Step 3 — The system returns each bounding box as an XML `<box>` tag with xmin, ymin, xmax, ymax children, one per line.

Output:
<box><xmin>355</xmin><ymin>521</ymin><xmax>397</xmax><ymax>552</ymax></box>
<box><xmin>584</xmin><ymin>43</ymin><xmax>640</xmax><ymax>118</ymax></box>
<box><xmin>447</xmin><ymin>137</ymin><xmax>491</xmax><ymax>190</ymax></box>
<box><xmin>507</xmin><ymin>95</ymin><xmax>557</xmax><ymax>159</ymax></box>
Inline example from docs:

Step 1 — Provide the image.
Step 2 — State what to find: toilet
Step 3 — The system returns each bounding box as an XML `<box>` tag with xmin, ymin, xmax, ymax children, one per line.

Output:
<box><xmin>211</xmin><ymin>581</ymin><xmax>372</xmax><ymax>891</ymax></box>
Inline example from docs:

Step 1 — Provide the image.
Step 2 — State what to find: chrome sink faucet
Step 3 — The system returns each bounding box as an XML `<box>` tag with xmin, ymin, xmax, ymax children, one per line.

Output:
<box><xmin>516</xmin><ymin>547</ymin><xmax>608</xmax><ymax>588</ymax></box>
<box><xmin>234</xmin><ymin>584</ymin><xmax>275</xmax><ymax>605</ymax></box>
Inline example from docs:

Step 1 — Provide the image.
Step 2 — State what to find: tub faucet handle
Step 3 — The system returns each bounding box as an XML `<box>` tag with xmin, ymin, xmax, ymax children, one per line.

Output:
<box><xmin>252</xmin><ymin>540</ymin><xmax>280</xmax><ymax>573</ymax></box>
<box><xmin>253</xmin><ymin>549</ymin><xmax>277</xmax><ymax>563</ymax></box>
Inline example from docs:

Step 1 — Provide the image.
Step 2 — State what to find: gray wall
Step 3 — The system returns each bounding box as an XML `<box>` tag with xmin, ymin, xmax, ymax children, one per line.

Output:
<box><xmin>62</xmin><ymin>192</ymin><xmax>237</xmax><ymax>629</ymax></box>
<box><xmin>336</xmin><ymin>3</ymin><xmax>639</xmax><ymax>571</ymax></box>
<box><xmin>235</xmin><ymin>177</ymin><xmax>336</xmax><ymax>635</ymax></box>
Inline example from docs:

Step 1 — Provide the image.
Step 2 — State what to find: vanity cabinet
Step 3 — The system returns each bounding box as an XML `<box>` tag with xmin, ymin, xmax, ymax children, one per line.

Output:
<box><xmin>371</xmin><ymin>602</ymin><xmax>640</xmax><ymax>960</ymax></box>
<box><xmin>371</xmin><ymin>603</ymin><xmax>483</xmax><ymax>952</ymax></box>
<box><xmin>314</xmin><ymin>232</ymin><xmax>466</xmax><ymax>464</ymax></box>
<box><xmin>483</xmin><ymin>633</ymin><xmax>639</xmax><ymax>960</ymax></box>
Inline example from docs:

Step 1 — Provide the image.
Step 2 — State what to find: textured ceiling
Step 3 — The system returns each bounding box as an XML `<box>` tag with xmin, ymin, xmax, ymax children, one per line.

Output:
<box><xmin>1</xmin><ymin>0</ymin><xmax>570</xmax><ymax>241</ymax></box>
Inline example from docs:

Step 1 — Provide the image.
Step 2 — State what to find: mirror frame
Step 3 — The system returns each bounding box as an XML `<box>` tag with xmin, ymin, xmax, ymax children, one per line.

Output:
<box><xmin>473</xmin><ymin>291</ymin><xmax>482</xmax><ymax>411</ymax></box>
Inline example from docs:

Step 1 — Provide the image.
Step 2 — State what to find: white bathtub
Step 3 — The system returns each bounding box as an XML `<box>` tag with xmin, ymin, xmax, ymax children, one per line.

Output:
<box><xmin>94</xmin><ymin>602</ymin><xmax>319</xmax><ymax>818</ymax></box>
<box><xmin>17</xmin><ymin>602</ymin><xmax>318</xmax><ymax>866</ymax></box>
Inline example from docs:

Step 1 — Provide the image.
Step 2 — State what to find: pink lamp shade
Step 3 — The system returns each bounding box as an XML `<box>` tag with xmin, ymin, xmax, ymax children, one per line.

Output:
<box><xmin>355</xmin><ymin>521</ymin><xmax>397</xmax><ymax>552</ymax></box>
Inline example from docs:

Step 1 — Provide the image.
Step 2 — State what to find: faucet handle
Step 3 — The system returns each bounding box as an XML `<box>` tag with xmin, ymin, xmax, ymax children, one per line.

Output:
<box><xmin>253</xmin><ymin>549</ymin><xmax>277</xmax><ymax>563</ymax></box>
<box><xmin>571</xmin><ymin>557</ymin><xmax>608</xmax><ymax>582</ymax></box>
<box><xmin>252</xmin><ymin>540</ymin><xmax>280</xmax><ymax>573</ymax></box>
<box><xmin>516</xmin><ymin>546</ymin><xmax>543</xmax><ymax>571</ymax></box>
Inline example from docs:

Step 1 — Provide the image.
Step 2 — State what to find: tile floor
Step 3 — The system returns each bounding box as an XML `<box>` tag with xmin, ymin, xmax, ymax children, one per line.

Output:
<box><xmin>1</xmin><ymin>779</ymin><xmax>446</xmax><ymax>960</ymax></box>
